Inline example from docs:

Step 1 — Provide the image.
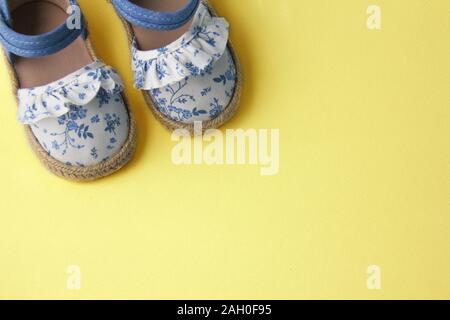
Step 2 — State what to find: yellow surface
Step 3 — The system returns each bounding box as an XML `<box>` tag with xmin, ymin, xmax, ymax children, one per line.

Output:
<box><xmin>0</xmin><ymin>0</ymin><xmax>449</xmax><ymax>300</ymax></box>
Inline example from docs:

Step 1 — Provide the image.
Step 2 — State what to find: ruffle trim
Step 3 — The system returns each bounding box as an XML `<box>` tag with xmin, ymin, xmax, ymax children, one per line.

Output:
<box><xmin>18</xmin><ymin>61</ymin><xmax>124</xmax><ymax>124</ymax></box>
<box><xmin>132</xmin><ymin>3</ymin><xmax>229</xmax><ymax>90</ymax></box>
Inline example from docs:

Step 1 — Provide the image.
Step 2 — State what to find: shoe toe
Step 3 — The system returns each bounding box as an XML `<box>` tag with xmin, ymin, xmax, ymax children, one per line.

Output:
<box><xmin>30</xmin><ymin>93</ymin><xmax>130</xmax><ymax>167</ymax></box>
<box><xmin>149</xmin><ymin>49</ymin><xmax>238</xmax><ymax>124</ymax></box>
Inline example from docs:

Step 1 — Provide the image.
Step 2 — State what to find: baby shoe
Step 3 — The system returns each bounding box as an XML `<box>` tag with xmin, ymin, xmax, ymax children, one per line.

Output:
<box><xmin>0</xmin><ymin>0</ymin><xmax>136</xmax><ymax>181</ymax></box>
<box><xmin>111</xmin><ymin>0</ymin><xmax>242</xmax><ymax>132</ymax></box>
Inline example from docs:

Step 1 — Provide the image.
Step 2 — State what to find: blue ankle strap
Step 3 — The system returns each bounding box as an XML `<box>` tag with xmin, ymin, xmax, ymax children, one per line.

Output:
<box><xmin>0</xmin><ymin>0</ymin><xmax>87</xmax><ymax>61</ymax></box>
<box><xmin>112</xmin><ymin>0</ymin><xmax>200</xmax><ymax>31</ymax></box>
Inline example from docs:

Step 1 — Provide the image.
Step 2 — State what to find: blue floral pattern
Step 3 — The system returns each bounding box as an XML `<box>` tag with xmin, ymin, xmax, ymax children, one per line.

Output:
<box><xmin>18</xmin><ymin>61</ymin><xmax>130</xmax><ymax>167</ymax></box>
<box><xmin>18</xmin><ymin>61</ymin><xmax>124</xmax><ymax>125</ymax></box>
<box><xmin>132</xmin><ymin>2</ymin><xmax>237</xmax><ymax>124</ymax></box>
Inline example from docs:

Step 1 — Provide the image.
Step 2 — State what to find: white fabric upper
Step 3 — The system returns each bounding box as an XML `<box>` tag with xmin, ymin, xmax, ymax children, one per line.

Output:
<box><xmin>131</xmin><ymin>2</ymin><xmax>237</xmax><ymax>124</ymax></box>
<box><xmin>18</xmin><ymin>61</ymin><xmax>130</xmax><ymax>167</ymax></box>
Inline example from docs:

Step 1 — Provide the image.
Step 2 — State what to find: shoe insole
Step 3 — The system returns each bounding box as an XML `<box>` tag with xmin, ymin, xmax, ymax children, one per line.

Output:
<box><xmin>12</xmin><ymin>0</ymin><xmax>92</xmax><ymax>88</ymax></box>
<box><xmin>131</xmin><ymin>0</ymin><xmax>193</xmax><ymax>51</ymax></box>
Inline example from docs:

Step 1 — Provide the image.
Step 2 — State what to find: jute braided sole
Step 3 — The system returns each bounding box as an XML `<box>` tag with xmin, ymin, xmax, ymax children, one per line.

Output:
<box><xmin>113</xmin><ymin>0</ymin><xmax>243</xmax><ymax>133</ymax></box>
<box><xmin>3</xmin><ymin>34</ymin><xmax>137</xmax><ymax>181</ymax></box>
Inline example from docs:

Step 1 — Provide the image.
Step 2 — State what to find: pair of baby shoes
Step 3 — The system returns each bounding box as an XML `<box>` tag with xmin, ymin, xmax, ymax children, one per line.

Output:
<box><xmin>0</xmin><ymin>0</ymin><xmax>241</xmax><ymax>181</ymax></box>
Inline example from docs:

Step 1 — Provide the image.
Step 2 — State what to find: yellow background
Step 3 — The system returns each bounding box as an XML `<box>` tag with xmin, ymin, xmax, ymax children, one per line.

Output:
<box><xmin>0</xmin><ymin>0</ymin><xmax>449</xmax><ymax>299</ymax></box>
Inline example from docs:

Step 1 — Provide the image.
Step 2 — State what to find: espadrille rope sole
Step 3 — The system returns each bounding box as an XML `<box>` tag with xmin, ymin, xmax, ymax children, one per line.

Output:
<box><xmin>2</xmin><ymin>37</ymin><xmax>137</xmax><ymax>181</ymax></box>
<box><xmin>113</xmin><ymin>0</ymin><xmax>242</xmax><ymax>133</ymax></box>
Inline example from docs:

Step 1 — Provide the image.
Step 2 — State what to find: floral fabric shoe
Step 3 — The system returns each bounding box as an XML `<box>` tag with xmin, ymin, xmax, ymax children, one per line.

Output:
<box><xmin>111</xmin><ymin>0</ymin><xmax>242</xmax><ymax>132</ymax></box>
<box><xmin>0</xmin><ymin>0</ymin><xmax>136</xmax><ymax>181</ymax></box>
